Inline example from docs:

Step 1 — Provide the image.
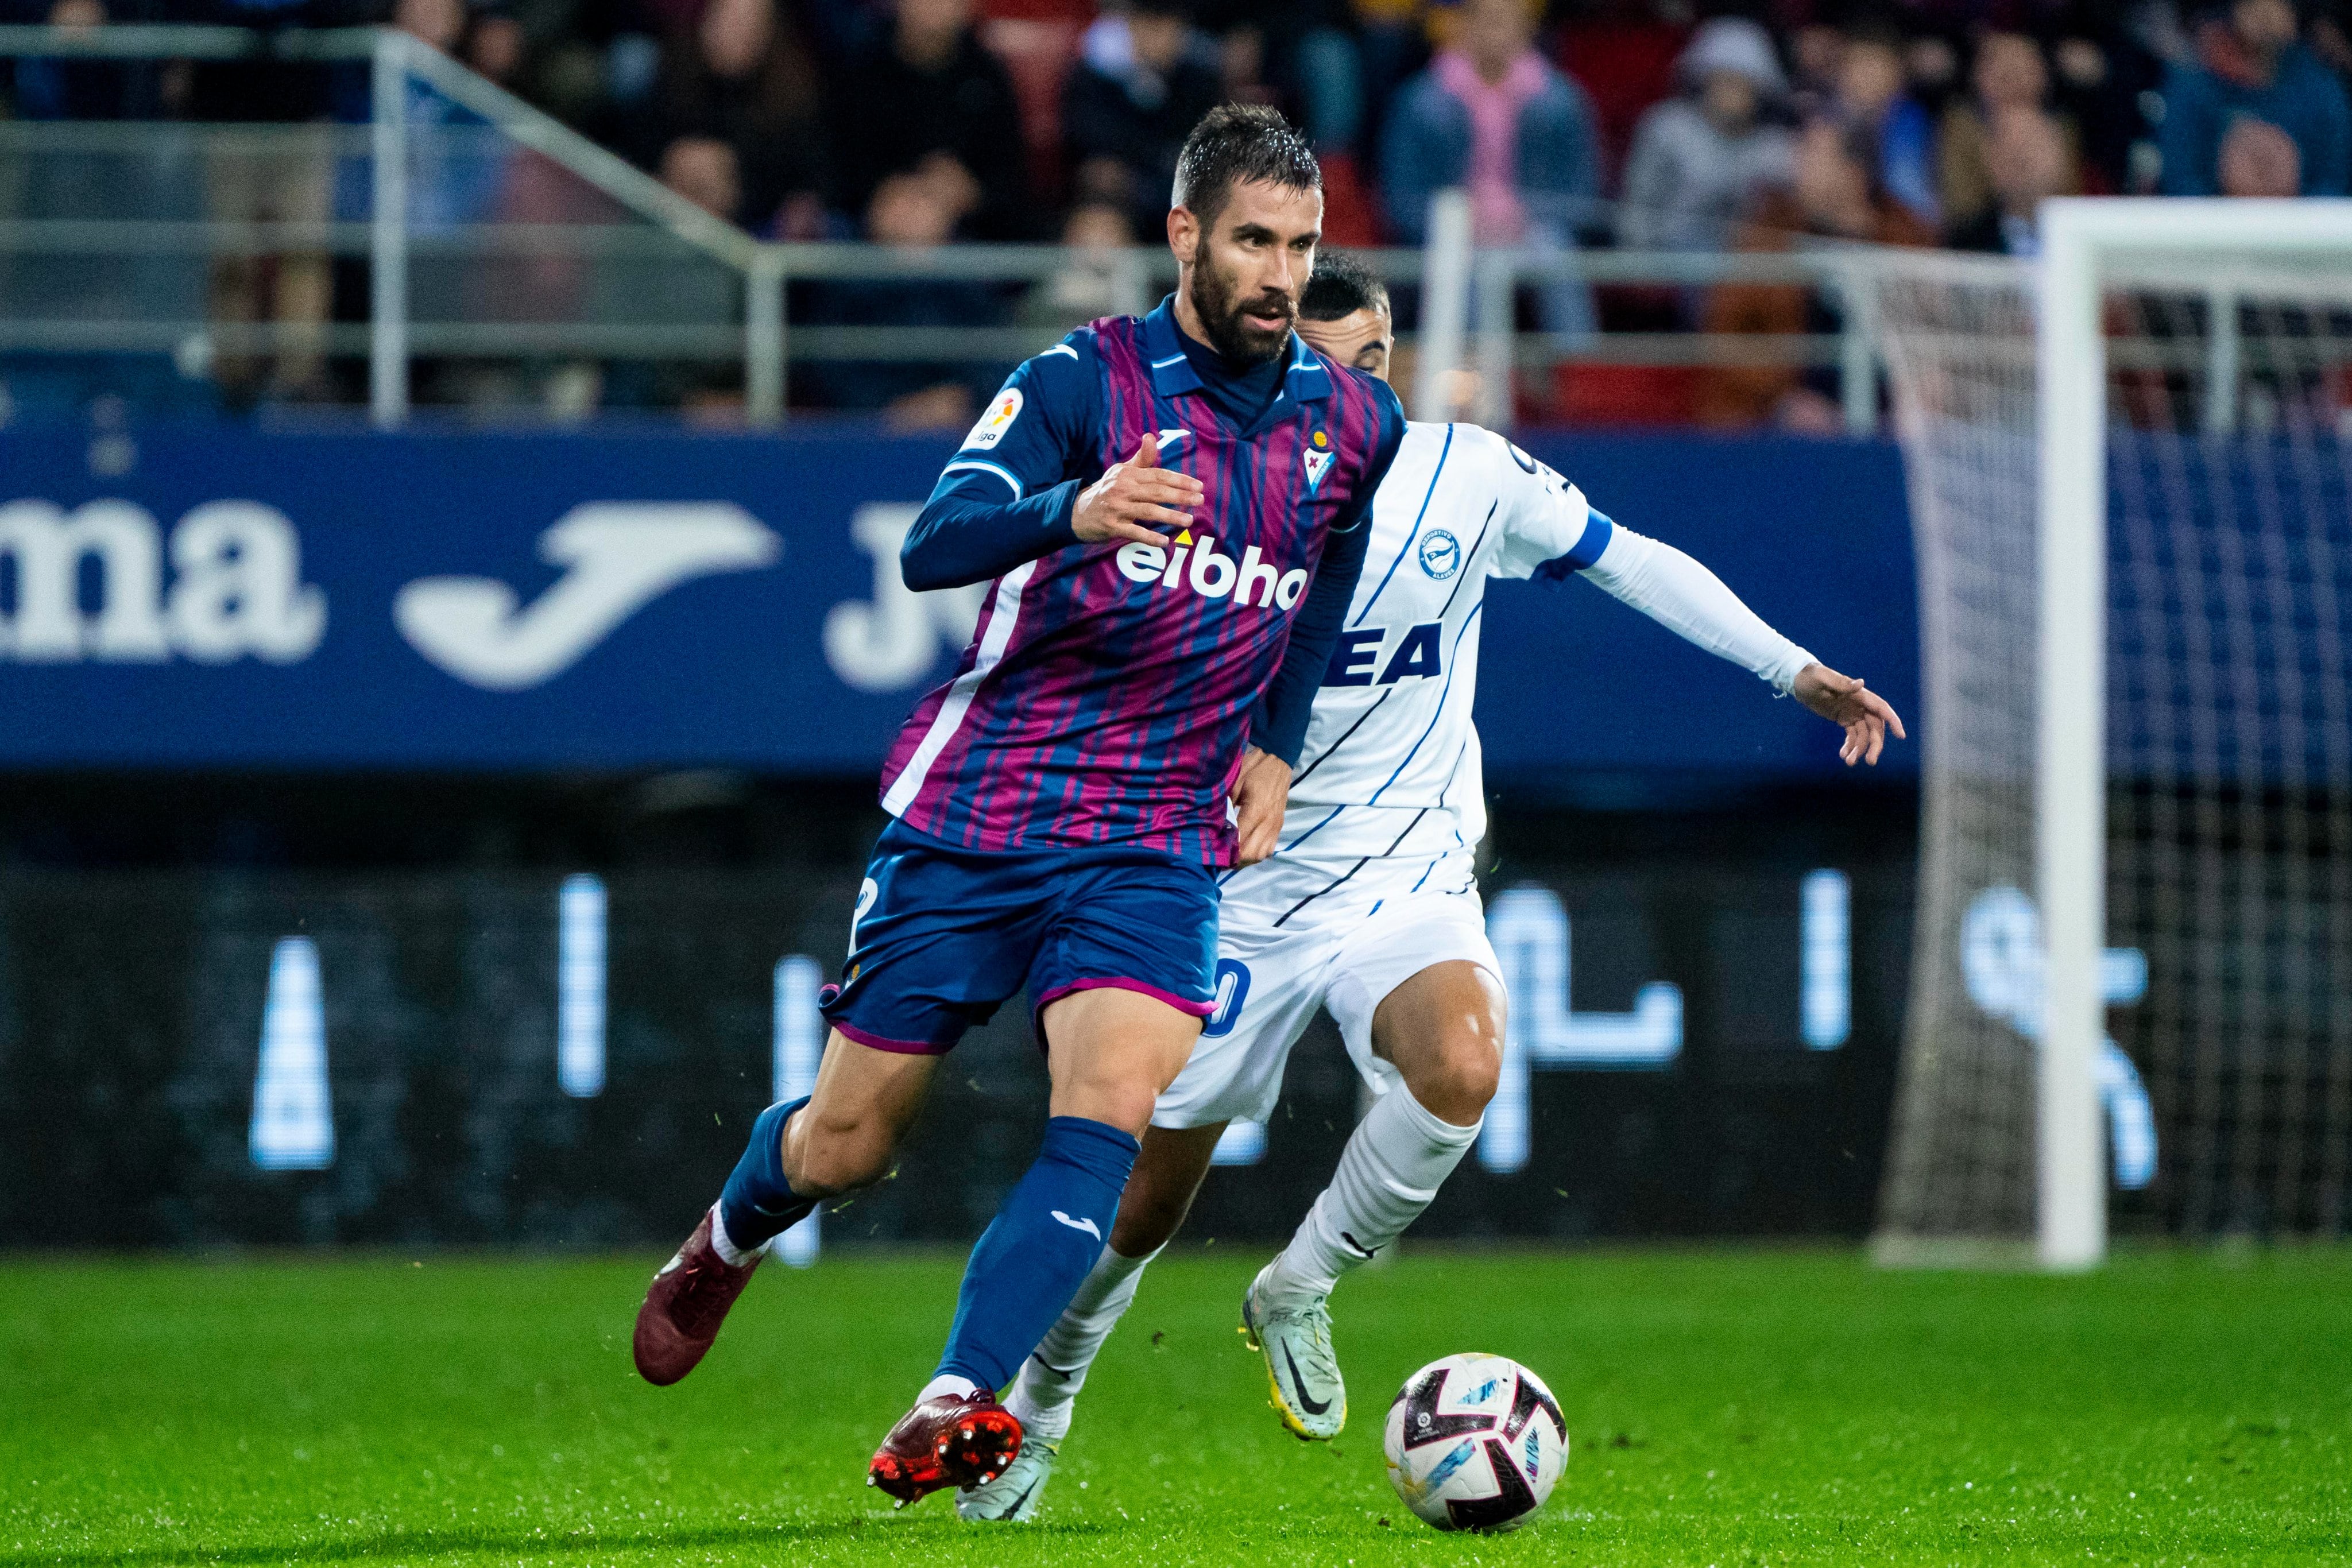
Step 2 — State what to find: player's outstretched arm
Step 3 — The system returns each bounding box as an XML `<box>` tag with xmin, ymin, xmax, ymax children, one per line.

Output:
<box><xmin>1581</xmin><ymin>528</ymin><xmax>1906</xmax><ymax>765</ymax></box>
<box><xmin>1792</xmin><ymin>662</ymin><xmax>1906</xmax><ymax>766</ymax></box>
<box><xmin>1490</xmin><ymin>435</ymin><xmax>1907</xmax><ymax>767</ymax></box>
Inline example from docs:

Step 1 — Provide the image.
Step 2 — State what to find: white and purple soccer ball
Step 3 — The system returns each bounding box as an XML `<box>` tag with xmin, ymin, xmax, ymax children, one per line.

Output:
<box><xmin>1382</xmin><ymin>1353</ymin><xmax>1568</xmax><ymax>1532</ymax></box>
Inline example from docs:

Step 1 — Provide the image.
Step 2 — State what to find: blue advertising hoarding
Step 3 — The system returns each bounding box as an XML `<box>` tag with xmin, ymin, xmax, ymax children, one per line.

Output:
<box><xmin>0</xmin><ymin>425</ymin><xmax>1918</xmax><ymax>777</ymax></box>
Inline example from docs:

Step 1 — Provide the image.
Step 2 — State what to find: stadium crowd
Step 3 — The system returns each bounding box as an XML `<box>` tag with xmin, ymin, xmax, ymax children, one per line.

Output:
<box><xmin>3</xmin><ymin>0</ymin><xmax>2349</xmax><ymax>423</ymax></box>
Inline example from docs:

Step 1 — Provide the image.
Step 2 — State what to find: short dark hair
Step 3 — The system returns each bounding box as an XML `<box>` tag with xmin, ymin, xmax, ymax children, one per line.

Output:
<box><xmin>1171</xmin><ymin>103</ymin><xmax>1320</xmax><ymax>228</ymax></box>
<box><xmin>1300</xmin><ymin>251</ymin><xmax>1389</xmax><ymax>321</ymax></box>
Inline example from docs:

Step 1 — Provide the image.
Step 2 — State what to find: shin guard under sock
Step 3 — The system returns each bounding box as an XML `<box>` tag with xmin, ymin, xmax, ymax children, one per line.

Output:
<box><xmin>935</xmin><ymin>1116</ymin><xmax>1139</xmax><ymax>1392</ymax></box>
<box><xmin>1261</xmin><ymin>1086</ymin><xmax>1479</xmax><ymax>1307</ymax></box>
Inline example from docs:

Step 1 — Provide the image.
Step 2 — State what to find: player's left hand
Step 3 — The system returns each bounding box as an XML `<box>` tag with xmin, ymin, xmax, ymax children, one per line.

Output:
<box><xmin>1794</xmin><ymin>663</ymin><xmax>1906</xmax><ymax>766</ymax></box>
<box><xmin>1230</xmin><ymin>746</ymin><xmax>1292</xmax><ymax>865</ymax></box>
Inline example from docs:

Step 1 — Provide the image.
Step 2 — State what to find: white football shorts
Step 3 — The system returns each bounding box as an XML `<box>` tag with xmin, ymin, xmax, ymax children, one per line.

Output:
<box><xmin>1154</xmin><ymin>847</ymin><xmax>1498</xmax><ymax>1129</ymax></box>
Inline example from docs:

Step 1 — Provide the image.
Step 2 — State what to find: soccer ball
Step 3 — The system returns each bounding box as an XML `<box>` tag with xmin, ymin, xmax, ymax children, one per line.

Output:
<box><xmin>1382</xmin><ymin>1353</ymin><xmax>1567</xmax><ymax>1532</ymax></box>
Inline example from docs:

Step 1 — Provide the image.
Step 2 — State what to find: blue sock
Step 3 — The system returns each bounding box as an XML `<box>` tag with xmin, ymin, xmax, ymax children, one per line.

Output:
<box><xmin>936</xmin><ymin>1116</ymin><xmax>1139</xmax><ymax>1392</ymax></box>
<box><xmin>717</xmin><ymin>1097</ymin><xmax>815</xmax><ymax>1255</ymax></box>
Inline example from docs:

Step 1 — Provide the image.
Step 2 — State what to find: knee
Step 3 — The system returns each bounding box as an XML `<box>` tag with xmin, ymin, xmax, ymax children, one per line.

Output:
<box><xmin>784</xmin><ymin>1109</ymin><xmax>898</xmax><ymax>1198</ymax></box>
<box><xmin>1052</xmin><ymin>1053</ymin><xmax>1178</xmax><ymax>1141</ymax></box>
<box><xmin>1406</xmin><ymin>1029</ymin><xmax>1501</xmax><ymax>1126</ymax></box>
<box><xmin>1108</xmin><ymin>1183</ymin><xmax>1187</xmax><ymax>1255</ymax></box>
<box><xmin>1075</xmin><ymin>1081</ymin><xmax>1162</xmax><ymax>1142</ymax></box>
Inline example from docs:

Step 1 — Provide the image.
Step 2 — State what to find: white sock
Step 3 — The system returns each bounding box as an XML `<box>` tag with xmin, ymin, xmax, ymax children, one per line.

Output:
<box><xmin>707</xmin><ymin>1203</ymin><xmax>751</xmax><ymax>1267</ymax></box>
<box><xmin>920</xmin><ymin>1373</ymin><xmax>980</xmax><ymax>1403</ymax></box>
<box><xmin>1259</xmin><ymin>1086</ymin><xmax>1481</xmax><ymax>1309</ymax></box>
<box><xmin>1003</xmin><ymin>1242</ymin><xmax>1163</xmax><ymax>1442</ymax></box>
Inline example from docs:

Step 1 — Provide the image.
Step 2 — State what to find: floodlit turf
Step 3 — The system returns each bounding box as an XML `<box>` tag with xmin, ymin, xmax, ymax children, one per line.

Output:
<box><xmin>3</xmin><ymin>1247</ymin><xmax>2347</xmax><ymax>1566</ymax></box>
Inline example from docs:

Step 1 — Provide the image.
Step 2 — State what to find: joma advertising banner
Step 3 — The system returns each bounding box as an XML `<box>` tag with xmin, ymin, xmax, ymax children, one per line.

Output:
<box><xmin>0</xmin><ymin>424</ymin><xmax>1917</xmax><ymax>776</ymax></box>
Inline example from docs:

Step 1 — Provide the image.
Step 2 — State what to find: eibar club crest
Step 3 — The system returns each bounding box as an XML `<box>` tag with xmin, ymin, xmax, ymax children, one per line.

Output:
<box><xmin>1302</xmin><ymin>428</ymin><xmax>1333</xmax><ymax>492</ymax></box>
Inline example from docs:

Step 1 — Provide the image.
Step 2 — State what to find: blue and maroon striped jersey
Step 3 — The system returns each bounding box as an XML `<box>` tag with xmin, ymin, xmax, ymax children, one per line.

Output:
<box><xmin>880</xmin><ymin>296</ymin><xmax>1407</xmax><ymax>866</ymax></box>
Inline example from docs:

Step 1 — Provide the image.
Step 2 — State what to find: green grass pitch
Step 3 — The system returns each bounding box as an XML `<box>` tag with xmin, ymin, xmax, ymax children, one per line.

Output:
<box><xmin>4</xmin><ymin>1246</ymin><xmax>2347</xmax><ymax>1566</ymax></box>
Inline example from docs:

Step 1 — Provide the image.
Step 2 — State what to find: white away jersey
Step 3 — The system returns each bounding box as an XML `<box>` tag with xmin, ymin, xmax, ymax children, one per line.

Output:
<box><xmin>1275</xmin><ymin>421</ymin><xmax>1604</xmax><ymax>862</ymax></box>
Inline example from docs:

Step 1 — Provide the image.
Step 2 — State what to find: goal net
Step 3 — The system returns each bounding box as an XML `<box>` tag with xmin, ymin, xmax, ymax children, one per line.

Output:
<box><xmin>1873</xmin><ymin>203</ymin><xmax>2352</xmax><ymax>1263</ymax></box>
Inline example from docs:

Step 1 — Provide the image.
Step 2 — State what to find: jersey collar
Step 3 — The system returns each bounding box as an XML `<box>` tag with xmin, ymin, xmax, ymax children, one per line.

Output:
<box><xmin>1141</xmin><ymin>294</ymin><xmax>1335</xmax><ymax>424</ymax></box>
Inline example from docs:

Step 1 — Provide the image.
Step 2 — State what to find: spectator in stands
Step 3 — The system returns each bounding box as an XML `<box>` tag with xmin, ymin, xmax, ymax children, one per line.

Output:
<box><xmin>2208</xmin><ymin>117</ymin><xmax>2333</xmax><ymax>425</ymax></box>
<box><xmin>2159</xmin><ymin>0</ymin><xmax>2350</xmax><ymax>195</ymax></box>
<box><xmin>1195</xmin><ymin>0</ymin><xmax>1366</xmax><ymax>155</ymax></box>
<box><xmin>660</xmin><ymin>134</ymin><xmax>743</xmax><ymax>220</ymax></box>
<box><xmin>1786</xmin><ymin>18</ymin><xmax>1845</xmax><ymax>121</ymax></box>
<box><xmin>804</xmin><ymin>168</ymin><xmax>1009</xmax><ymax>424</ymax></box>
<box><xmin>1063</xmin><ymin>0</ymin><xmax>1225</xmax><ymax>238</ymax></box>
<box><xmin>1618</xmin><ymin>17</ymin><xmax>1795</xmax><ymax>254</ymax></box>
<box><xmin>1193</xmin><ymin>2</ymin><xmax>1380</xmax><ymax>239</ymax></box>
<box><xmin>186</xmin><ymin>0</ymin><xmax>342</xmax><ymax>405</ymax></box>
<box><xmin>1381</xmin><ymin>0</ymin><xmax>1600</xmax><ymax>244</ymax></box>
<box><xmin>1699</xmin><ymin>119</ymin><xmax>1933</xmax><ymax>432</ymax></box>
<box><xmin>1939</xmin><ymin>32</ymin><xmax>2083</xmax><ymax>236</ymax></box>
<box><xmin>1383</xmin><ymin>0</ymin><xmax>1599</xmax><ymax>338</ymax></box>
<box><xmin>594</xmin><ymin>134</ymin><xmax>746</xmax><ymax>415</ymax></box>
<box><xmin>1829</xmin><ymin>18</ymin><xmax>1940</xmax><ymax>229</ymax></box>
<box><xmin>648</xmin><ymin>0</ymin><xmax>830</xmax><ymax>237</ymax></box>
<box><xmin>465</xmin><ymin>2</ymin><xmax>527</xmax><ymax>88</ymax></box>
<box><xmin>347</xmin><ymin>0</ymin><xmax>512</xmax><ymax>231</ymax></box>
<box><xmin>829</xmin><ymin>0</ymin><xmax>1033</xmax><ymax>239</ymax></box>
<box><xmin>7</xmin><ymin>0</ymin><xmax>163</xmax><ymax>120</ymax></box>
<box><xmin>2047</xmin><ymin>20</ymin><xmax>2165</xmax><ymax>196</ymax></box>
<box><xmin>1947</xmin><ymin>104</ymin><xmax>2072</xmax><ymax>255</ymax></box>
<box><xmin>1904</xmin><ymin>28</ymin><xmax>1962</xmax><ymax>121</ymax></box>
<box><xmin>2217</xmin><ymin>113</ymin><xmax>2304</xmax><ymax>195</ymax></box>
<box><xmin>1022</xmin><ymin>201</ymin><xmax>1144</xmax><ymax>337</ymax></box>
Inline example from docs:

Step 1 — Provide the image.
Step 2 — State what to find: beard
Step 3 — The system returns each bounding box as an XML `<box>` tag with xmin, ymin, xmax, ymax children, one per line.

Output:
<box><xmin>1186</xmin><ymin>251</ymin><xmax>1295</xmax><ymax>365</ymax></box>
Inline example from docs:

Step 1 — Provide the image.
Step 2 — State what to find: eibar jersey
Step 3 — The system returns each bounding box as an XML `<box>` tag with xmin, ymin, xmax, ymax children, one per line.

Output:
<box><xmin>880</xmin><ymin>298</ymin><xmax>1407</xmax><ymax>866</ymax></box>
<box><xmin>1270</xmin><ymin>422</ymin><xmax>1814</xmax><ymax>865</ymax></box>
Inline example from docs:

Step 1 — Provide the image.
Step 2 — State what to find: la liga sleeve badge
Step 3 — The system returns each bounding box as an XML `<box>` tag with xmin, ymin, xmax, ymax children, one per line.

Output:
<box><xmin>962</xmin><ymin>388</ymin><xmax>1024</xmax><ymax>451</ymax></box>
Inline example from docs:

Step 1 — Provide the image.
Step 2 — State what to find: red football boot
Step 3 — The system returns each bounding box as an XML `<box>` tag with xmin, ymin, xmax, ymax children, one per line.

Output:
<box><xmin>865</xmin><ymin>1389</ymin><xmax>1024</xmax><ymax>1507</ymax></box>
<box><xmin>632</xmin><ymin>1207</ymin><xmax>760</xmax><ymax>1386</ymax></box>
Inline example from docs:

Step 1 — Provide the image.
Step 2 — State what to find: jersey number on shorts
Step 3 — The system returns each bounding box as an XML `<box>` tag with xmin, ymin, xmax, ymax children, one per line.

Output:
<box><xmin>1201</xmin><ymin>959</ymin><xmax>1251</xmax><ymax>1038</ymax></box>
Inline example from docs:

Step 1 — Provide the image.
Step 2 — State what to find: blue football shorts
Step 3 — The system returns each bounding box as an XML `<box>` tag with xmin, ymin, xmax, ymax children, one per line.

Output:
<box><xmin>817</xmin><ymin>817</ymin><xmax>1220</xmax><ymax>1055</ymax></box>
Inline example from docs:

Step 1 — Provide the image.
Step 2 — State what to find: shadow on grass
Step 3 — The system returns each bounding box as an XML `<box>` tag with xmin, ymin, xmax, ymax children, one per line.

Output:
<box><xmin>0</xmin><ymin>1516</ymin><xmax>1123</xmax><ymax>1566</ymax></box>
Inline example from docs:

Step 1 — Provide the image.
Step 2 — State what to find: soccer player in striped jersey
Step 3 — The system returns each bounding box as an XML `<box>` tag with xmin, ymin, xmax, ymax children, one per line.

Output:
<box><xmin>629</xmin><ymin>109</ymin><xmax>1407</xmax><ymax>1507</ymax></box>
<box><xmin>961</xmin><ymin>254</ymin><xmax>1903</xmax><ymax>1520</ymax></box>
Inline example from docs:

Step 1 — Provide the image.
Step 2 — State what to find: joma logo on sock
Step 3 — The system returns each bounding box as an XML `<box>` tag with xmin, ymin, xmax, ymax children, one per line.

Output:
<box><xmin>1049</xmin><ymin>1211</ymin><xmax>1101</xmax><ymax>1241</ymax></box>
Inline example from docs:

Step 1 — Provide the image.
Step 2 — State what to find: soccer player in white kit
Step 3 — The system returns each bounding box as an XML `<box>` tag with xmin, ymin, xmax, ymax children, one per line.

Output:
<box><xmin>959</xmin><ymin>255</ymin><xmax>1904</xmax><ymax>1521</ymax></box>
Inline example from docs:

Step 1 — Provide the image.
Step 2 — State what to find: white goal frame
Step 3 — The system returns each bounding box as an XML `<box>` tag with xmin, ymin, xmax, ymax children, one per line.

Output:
<box><xmin>2035</xmin><ymin>198</ymin><xmax>2352</xmax><ymax>1268</ymax></box>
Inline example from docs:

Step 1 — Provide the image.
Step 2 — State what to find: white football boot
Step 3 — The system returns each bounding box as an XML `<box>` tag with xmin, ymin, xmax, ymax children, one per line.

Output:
<box><xmin>1240</xmin><ymin>1262</ymin><xmax>1345</xmax><ymax>1441</ymax></box>
<box><xmin>956</xmin><ymin>1434</ymin><xmax>1059</xmax><ymax>1522</ymax></box>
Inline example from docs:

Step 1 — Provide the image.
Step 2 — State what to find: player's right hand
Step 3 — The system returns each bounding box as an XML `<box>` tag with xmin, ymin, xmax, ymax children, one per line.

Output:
<box><xmin>1230</xmin><ymin>746</ymin><xmax>1291</xmax><ymax>865</ymax></box>
<box><xmin>1794</xmin><ymin>662</ymin><xmax>1906</xmax><ymax>766</ymax></box>
<box><xmin>1071</xmin><ymin>432</ymin><xmax>1205</xmax><ymax>547</ymax></box>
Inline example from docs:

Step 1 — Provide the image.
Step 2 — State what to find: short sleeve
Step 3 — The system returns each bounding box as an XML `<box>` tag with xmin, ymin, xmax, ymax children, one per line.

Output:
<box><xmin>937</xmin><ymin>335</ymin><xmax>1101</xmax><ymax>503</ymax></box>
<box><xmin>1486</xmin><ymin>437</ymin><xmax>1606</xmax><ymax>582</ymax></box>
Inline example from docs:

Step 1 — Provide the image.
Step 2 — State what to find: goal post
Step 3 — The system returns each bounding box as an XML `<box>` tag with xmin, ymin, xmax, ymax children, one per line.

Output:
<box><xmin>1877</xmin><ymin>199</ymin><xmax>2352</xmax><ymax>1269</ymax></box>
<box><xmin>2036</xmin><ymin>200</ymin><xmax>2109</xmax><ymax>1270</ymax></box>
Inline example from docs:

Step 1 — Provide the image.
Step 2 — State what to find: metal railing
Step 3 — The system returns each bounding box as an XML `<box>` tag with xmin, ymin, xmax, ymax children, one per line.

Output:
<box><xmin>0</xmin><ymin>24</ymin><xmax>1902</xmax><ymax>431</ymax></box>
